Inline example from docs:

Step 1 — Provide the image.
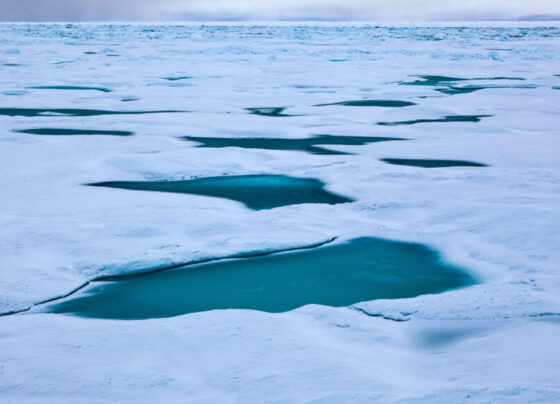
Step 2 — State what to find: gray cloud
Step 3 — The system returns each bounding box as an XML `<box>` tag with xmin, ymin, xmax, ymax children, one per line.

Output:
<box><xmin>1</xmin><ymin>0</ymin><xmax>559</xmax><ymax>21</ymax></box>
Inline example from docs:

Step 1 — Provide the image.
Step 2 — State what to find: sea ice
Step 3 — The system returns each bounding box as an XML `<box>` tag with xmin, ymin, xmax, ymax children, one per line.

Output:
<box><xmin>1</xmin><ymin>22</ymin><xmax>559</xmax><ymax>403</ymax></box>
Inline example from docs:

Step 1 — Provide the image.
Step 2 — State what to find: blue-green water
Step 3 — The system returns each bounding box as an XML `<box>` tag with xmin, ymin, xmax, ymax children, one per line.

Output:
<box><xmin>315</xmin><ymin>100</ymin><xmax>416</xmax><ymax>107</ymax></box>
<box><xmin>399</xmin><ymin>75</ymin><xmax>529</xmax><ymax>96</ymax></box>
<box><xmin>89</xmin><ymin>174</ymin><xmax>352</xmax><ymax>210</ymax></box>
<box><xmin>378</xmin><ymin>115</ymin><xmax>493</xmax><ymax>126</ymax></box>
<box><xmin>0</xmin><ymin>108</ymin><xmax>181</xmax><ymax>117</ymax></box>
<box><xmin>15</xmin><ymin>128</ymin><xmax>134</xmax><ymax>136</ymax></box>
<box><xmin>246</xmin><ymin>107</ymin><xmax>295</xmax><ymax>117</ymax></box>
<box><xmin>436</xmin><ymin>84</ymin><xmax>537</xmax><ymax>95</ymax></box>
<box><xmin>400</xmin><ymin>75</ymin><xmax>524</xmax><ymax>86</ymax></box>
<box><xmin>46</xmin><ymin>237</ymin><xmax>476</xmax><ymax>320</ymax></box>
<box><xmin>381</xmin><ymin>158</ymin><xmax>488</xmax><ymax>168</ymax></box>
<box><xmin>183</xmin><ymin>134</ymin><xmax>406</xmax><ymax>155</ymax></box>
<box><xmin>400</xmin><ymin>75</ymin><xmax>471</xmax><ymax>86</ymax></box>
<box><xmin>27</xmin><ymin>86</ymin><xmax>112</xmax><ymax>93</ymax></box>
<box><xmin>163</xmin><ymin>76</ymin><xmax>192</xmax><ymax>81</ymax></box>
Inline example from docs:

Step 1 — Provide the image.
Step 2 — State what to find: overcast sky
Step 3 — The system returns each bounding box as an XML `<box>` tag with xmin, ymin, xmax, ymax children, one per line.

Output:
<box><xmin>1</xmin><ymin>0</ymin><xmax>559</xmax><ymax>22</ymax></box>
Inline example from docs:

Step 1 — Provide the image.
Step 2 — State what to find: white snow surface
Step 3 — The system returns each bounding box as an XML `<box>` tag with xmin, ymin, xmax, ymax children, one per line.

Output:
<box><xmin>0</xmin><ymin>23</ymin><xmax>559</xmax><ymax>402</ymax></box>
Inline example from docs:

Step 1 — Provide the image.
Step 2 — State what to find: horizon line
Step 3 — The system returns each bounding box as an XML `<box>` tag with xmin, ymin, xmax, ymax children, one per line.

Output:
<box><xmin>1</xmin><ymin>19</ymin><xmax>560</xmax><ymax>24</ymax></box>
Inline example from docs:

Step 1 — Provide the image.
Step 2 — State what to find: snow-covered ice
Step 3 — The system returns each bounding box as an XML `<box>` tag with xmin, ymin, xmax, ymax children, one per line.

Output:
<box><xmin>1</xmin><ymin>22</ymin><xmax>560</xmax><ymax>402</ymax></box>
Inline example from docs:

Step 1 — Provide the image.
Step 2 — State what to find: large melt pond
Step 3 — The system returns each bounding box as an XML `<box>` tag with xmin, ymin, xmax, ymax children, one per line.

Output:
<box><xmin>45</xmin><ymin>237</ymin><xmax>476</xmax><ymax>320</ymax></box>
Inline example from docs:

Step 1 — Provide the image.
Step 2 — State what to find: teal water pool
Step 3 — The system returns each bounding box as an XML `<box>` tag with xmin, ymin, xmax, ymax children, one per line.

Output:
<box><xmin>183</xmin><ymin>134</ymin><xmax>406</xmax><ymax>155</ymax></box>
<box><xmin>315</xmin><ymin>100</ymin><xmax>416</xmax><ymax>107</ymax></box>
<box><xmin>0</xmin><ymin>108</ymin><xmax>182</xmax><ymax>117</ymax></box>
<box><xmin>89</xmin><ymin>174</ymin><xmax>352</xmax><ymax>210</ymax></box>
<box><xmin>45</xmin><ymin>237</ymin><xmax>476</xmax><ymax>320</ymax></box>
<box><xmin>381</xmin><ymin>158</ymin><xmax>488</xmax><ymax>168</ymax></box>
<box><xmin>27</xmin><ymin>85</ymin><xmax>113</xmax><ymax>92</ymax></box>
<box><xmin>15</xmin><ymin>128</ymin><xmax>134</xmax><ymax>136</ymax></box>
<box><xmin>378</xmin><ymin>115</ymin><xmax>492</xmax><ymax>126</ymax></box>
